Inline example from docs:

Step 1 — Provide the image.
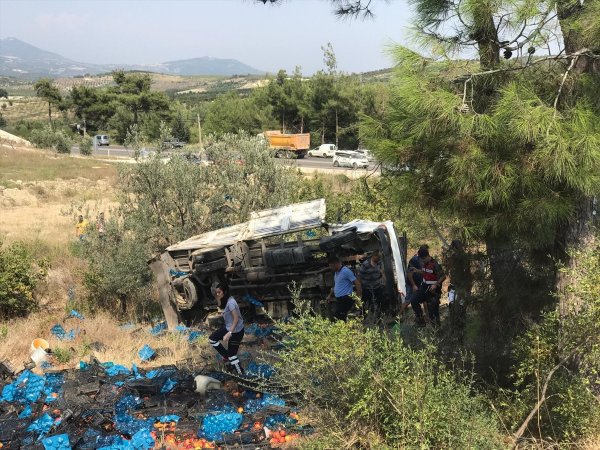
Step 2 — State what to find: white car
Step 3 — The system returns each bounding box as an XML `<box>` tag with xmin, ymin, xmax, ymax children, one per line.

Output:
<box><xmin>308</xmin><ymin>144</ymin><xmax>336</xmax><ymax>158</ymax></box>
<box><xmin>356</xmin><ymin>149</ymin><xmax>375</xmax><ymax>161</ymax></box>
<box><xmin>333</xmin><ymin>151</ymin><xmax>370</xmax><ymax>169</ymax></box>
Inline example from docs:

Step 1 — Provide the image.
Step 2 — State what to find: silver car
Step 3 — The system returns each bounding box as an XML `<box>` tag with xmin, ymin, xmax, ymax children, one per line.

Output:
<box><xmin>94</xmin><ymin>135</ymin><xmax>110</xmax><ymax>146</ymax></box>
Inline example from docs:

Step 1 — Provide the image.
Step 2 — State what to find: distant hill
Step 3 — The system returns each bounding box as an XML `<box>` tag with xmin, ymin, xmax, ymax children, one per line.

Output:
<box><xmin>0</xmin><ymin>37</ymin><xmax>264</xmax><ymax>79</ymax></box>
<box><xmin>0</xmin><ymin>37</ymin><xmax>105</xmax><ymax>78</ymax></box>
<box><xmin>129</xmin><ymin>57</ymin><xmax>263</xmax><ymax>76</ymax></box>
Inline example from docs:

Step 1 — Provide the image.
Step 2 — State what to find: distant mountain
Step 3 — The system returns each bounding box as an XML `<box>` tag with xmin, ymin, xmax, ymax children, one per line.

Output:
<box><xmin>139</xmin><ymin>57</ymin><xmax>263</xmax><ymax>76</ymax></box>
<box><xmin>0</xmin><ymin>37</ymin><xmax>104</xmax><ymax>78</ymax></box>
<box><xmin>0</xmin><ymin>37</ymin><xmax>263</xmax><ymax>79</ymax></box>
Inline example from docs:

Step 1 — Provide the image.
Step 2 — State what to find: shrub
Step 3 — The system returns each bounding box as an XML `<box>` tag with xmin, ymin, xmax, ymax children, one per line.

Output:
<box><xmin>55</xmin><ymin>132</ymin><xmax>71</xmax><ymax>154</ymax></box>
<box><xmin>504</xmin><ymin>240</ymin><xmax>600</xmax><ymax>442</ymax></box>
<box><xmin>79</xmin><ymin>136</ymin><xmax>93</xmax><ymax>156</ymax></box>
<box><xmin>53</xmin><ymin>347</ymin><xmax>73</xmax><ymax>364</ymax></box>
<box><xmin>0</xmin><ymin>239</ymin><xmax>48</xmax><ymax>318</ymax></box>
<box><xmin>77</xmin><ymin>218</ymin><xmax>153</xmax><ymax>315</ymax></box>
<box><xmin>274</xmin><ymin>301</ymin><xmax>504</xmax><ymax>449</ymax></box>
<box><xmin>29</xmin><ymin>126</ymin><xmax>72</xmax><ymax>153</ymax></box>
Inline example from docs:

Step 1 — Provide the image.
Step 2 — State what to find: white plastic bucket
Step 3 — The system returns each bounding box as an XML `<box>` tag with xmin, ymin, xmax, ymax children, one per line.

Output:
<box><xmin>30</xmin><ymin>338</ymin><xmax>50</xmax><ymax>354</ymax></box>
<box><xmin>30</xmin><ymin>347</ymin><xmax>49</xmax><ymax>366</ymax></box>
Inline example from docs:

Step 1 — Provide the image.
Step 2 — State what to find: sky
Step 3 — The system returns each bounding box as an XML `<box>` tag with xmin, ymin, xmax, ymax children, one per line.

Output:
<box><xmin>0</xmin><ymin>0</ymin><xmax>413</xmax><ymax>74</ymax></box>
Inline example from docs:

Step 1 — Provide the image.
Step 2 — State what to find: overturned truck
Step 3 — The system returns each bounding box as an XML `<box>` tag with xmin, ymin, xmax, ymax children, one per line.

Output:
<box><xmin>150</xmin><ymin>199</ymin><xmax>407</xmax><ymax>328</ymax></box>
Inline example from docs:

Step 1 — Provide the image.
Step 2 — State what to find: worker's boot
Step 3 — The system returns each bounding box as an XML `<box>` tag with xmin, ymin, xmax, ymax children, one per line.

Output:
<box><xmin>226</xmin><ymin>356</ymin><xmax>244</xmax><ymax>376</ymax></box>
<box><xmin>415</xmin><ymin>314</ymin><xmax>426</xmax><ymax>328</ymax></box>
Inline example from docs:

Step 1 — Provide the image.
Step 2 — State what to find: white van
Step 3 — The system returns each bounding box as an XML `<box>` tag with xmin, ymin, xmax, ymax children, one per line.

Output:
<box><xmin>94</xmin><ymin>135</ymin><xmax>110</xmax><ymax>146</ymax></box>
<box><xmin>333</xmin><ymin>151</ymin><xmax>369</xmax><ymax>169</ymax></box>
<box><xmin>308</xmin><ymin>144</ymin><xmax>337</xmax><ymax>158</ymax></box>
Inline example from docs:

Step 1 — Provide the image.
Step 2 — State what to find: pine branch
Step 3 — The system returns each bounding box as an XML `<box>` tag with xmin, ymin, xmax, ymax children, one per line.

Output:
<box><xmin>552</xmin><ymin>53</ymin><xmax>580</xmax><ymax>117</ymax></box>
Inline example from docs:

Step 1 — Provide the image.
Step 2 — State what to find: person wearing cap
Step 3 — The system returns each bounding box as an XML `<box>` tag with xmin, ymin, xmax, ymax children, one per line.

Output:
<box><xmin>327</xmin><ymin>255</ymin><xmax>362</xmax><ymax>321</ymax></box>
<box><xmin>401</xmin><ymin>245</ymin><xmax>429</xmax><ymax>318</ymax></box>
<box><xmin>410</xmin><ymin>248</ymin><xmax>446</xmax><ymax>327</ymax></box>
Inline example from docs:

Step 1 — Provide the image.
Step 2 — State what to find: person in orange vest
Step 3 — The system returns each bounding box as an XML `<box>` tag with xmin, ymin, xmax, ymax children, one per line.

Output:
<box><xmin>410</xmin><ymin>248</ymin><xmax>446</xmax><ymax>327</ymax></box>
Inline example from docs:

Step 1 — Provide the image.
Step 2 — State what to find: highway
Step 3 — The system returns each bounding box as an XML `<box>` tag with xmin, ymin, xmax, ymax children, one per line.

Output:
<box><xmin>72</xmin><ymin>145</ymin><xmax>379</xmax><ymax>173</ymax></box>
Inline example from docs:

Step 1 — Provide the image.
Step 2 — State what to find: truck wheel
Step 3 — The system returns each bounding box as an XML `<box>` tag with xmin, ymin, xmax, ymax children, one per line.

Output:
<box><xmin>319</xmin><ymin>227</ymin><xmax>357</xmax><ymax>251</ymax></box>
<box><xmin>195</xmin><ymin>257</ymin><xmax>227</xmax><ymax>273</ymax></box>
<box><xmin>181</xmin><ymin>278</ymin><xmax>199</xmax><ymax>309</ymax></box>
<box><xmin>296</xmin><ymin>153</ymin><xmax>305</xmax><ymax>159</ymax></box>
<box><xmin>275</xmin><ymin>151</ymin><xmax>283</xmax><ymax>158</ymax></box>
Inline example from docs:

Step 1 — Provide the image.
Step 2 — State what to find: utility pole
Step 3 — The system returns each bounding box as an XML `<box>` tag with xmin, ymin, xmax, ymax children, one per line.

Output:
<box><xmin>197</xmin><ymin>113</ymin><xmax>203</xmax><ymax>148</ymax></box>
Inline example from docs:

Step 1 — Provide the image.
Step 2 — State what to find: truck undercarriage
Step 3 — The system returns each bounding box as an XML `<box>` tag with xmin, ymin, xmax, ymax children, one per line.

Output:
<box><xmin>150</xmin><ymin>199</ymin><xmax>407</xmax><ymax>328</ymax></box>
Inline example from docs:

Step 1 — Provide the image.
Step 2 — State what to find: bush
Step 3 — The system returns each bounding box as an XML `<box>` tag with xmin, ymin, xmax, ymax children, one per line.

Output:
<box><xmin>52</xmin><ymin>347</ymin><xmax>73</xmax><ymax>364</ymax></box>
<box><xmin>504</xmin><ymin>240</ymin><xmax>600</xmax><ymax>442</ymax></box>
<box><xmin>79</xmin><ymin>137</ymin><xmax>93</xmax><ymax>156</ymax></box>
<box><xmin>79</xmin><ymin>222</ymin><xmax>152</xmax><ymax>314</ymax></box>
<box><xmin>274</xmin><ymin>301</ymin><xmax>504</xmax><ymax>449</ymax></box>
<box><xmin>0</xmin><ymin>239</ymin><xmax>48</xmax><ymax>318</ymax></box>
<box><xmin>29</xmin><ymin>126</ymin><xmax>72</xmax><ymax>153</ymax></box>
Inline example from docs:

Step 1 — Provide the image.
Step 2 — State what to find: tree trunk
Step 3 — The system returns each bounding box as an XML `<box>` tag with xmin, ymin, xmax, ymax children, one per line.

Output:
<box><xmin>474</xmin><ymin>14</ymin><xmax>500</xmax><ymax>70</ymax></box>
<box><xmin>48</xmin><ymin>102</ymin><xmax>52</xmax><ymax>128</ymax></box>
<box><xmin>485</xmin><ymin>235</ymin><xmax>520</xmax><ymax>292</ymax></box>
<box><xmin>149</xmin><ymin>253</ymin><xmax>180</xmax><ymax>330</ymax></box>
<box><xmin>321</xmin><ymin>118</ymin><xmax>325</xmax><ymax>144</ymax></box>
<box><xmin>555</xmin><ymin>197</ymin><xmax>596</xmax><ymax>318</ymax></box>
<box><xmin>554</xmin><ymin>2</ymin><xmax>598</xmax><ymax>324</ymax></box>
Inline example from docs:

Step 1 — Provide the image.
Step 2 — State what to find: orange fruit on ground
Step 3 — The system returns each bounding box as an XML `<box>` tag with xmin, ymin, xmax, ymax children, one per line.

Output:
<box><xmin>237</xmin><ymin>406</ymin><xmax>244</xmax><ymax>413</ymax></box>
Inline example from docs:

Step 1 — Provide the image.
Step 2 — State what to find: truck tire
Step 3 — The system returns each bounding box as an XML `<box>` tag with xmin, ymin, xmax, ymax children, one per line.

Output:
<box><xmin>296</xmin><ymin>152</ymin><xmax>306</xmax><ymax>159</ymax></box>
<box><xmin>195</xmin><ymin>257</ymin><xmax>227</xmax><ymax>273</ymax></box>
<box><xmin>275</xmin><ymin>150</ymin><xmax>284</xmax><ymax>158</ymax></box>
<box><xmin>319</xmin><ymin>227</ymin><xmax>357</xmax><ymax>251</ymax></box>
<box><xmin>181</xmin><ymin>278</ymin><xmax>199</xmax><ymax>310</ymax></box>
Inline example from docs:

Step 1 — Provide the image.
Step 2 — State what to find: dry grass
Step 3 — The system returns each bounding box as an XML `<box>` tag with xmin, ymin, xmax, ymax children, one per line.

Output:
<box><xmin>0</xmin><ymin>147</ymin><xmax>117</xmax><ymax>186</ymax></box>
<box><xmin>0</xmin><ymin>311</ymin><xmax>211</xmax><ymax>373</ymax></box>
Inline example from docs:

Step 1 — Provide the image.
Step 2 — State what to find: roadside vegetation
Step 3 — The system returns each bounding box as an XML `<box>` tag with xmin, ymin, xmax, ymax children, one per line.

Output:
<box><xmin>0</xmin><ymin>0</ymin><xmax>599</xmax><ymax>448</ymax></box>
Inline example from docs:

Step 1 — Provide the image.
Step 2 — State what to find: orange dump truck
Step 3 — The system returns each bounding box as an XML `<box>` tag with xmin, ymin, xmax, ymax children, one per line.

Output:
<box><xmin>264</xmin><ymin>130</ymin><xmax>310</xmax><ymax>159</ymax></box>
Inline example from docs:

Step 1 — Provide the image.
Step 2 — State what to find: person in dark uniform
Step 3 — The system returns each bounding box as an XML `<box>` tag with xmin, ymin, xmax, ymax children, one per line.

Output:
<box><xmin>410</xmin><ymin>249</ymin><xmax>446</xmax><ymax>327</ymax></box>
<box><xmin>359</xmin><ymin>251</ymin><xmax>385</xmax><ymax>316</ymax></box>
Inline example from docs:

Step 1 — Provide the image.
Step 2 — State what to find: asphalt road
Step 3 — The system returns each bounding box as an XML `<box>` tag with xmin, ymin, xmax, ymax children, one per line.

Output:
<box><xmin>72</xmin><ymin>145</ymin><xmax>378</xmax><ymax>172</ymax></box>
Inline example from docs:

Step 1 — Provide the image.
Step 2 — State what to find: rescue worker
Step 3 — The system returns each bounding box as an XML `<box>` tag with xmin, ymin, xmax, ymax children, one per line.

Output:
<box><xmin>359</xmin><ymin>251</ymin><xmax>385</xmax><ymax>316</ymax></box>
<box><xmin>410</xmin><ymin>248</ymin><xmax>446</xmax><ymax>327</ymax></box>
<box><xmin>327</xmin><ymin>255</ymin><xmax>362</xmax><ymax>321</ymax></box>
<box><xmin>208</xmin><ymin>283</ymin><xmax>245</xmax><ymax>375</ymax></box>
<box><xmin>401</xmin><ymin>245</ymin><xmax>429</xmax><ymax>318</ymax></box>
<box><xmin>75</xmin><ymin>215</ymin><xmax>89</xmax><ymax>240</ymax></box>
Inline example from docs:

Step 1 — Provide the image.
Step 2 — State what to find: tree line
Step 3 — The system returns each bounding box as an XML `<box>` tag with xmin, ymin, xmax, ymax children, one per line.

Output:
<box><xmin>28</xmin><ymin>46</ymin><xmax>387</xmax><ymax>150</ymax></box>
